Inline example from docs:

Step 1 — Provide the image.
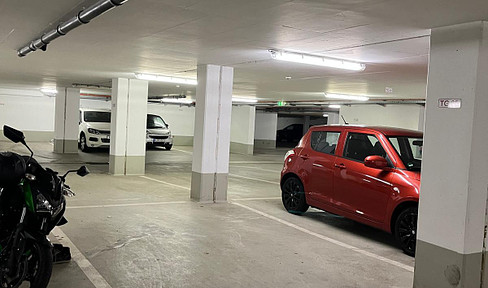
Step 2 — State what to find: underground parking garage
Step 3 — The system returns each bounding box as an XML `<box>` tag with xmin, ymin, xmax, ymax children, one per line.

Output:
<box><xmin>1</xmin><ymin>1</ymin><xmax>488</xmax><ymax>287</ymax></box>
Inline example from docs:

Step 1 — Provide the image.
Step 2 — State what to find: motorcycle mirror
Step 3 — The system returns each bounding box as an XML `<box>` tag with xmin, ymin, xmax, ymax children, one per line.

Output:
<box><xmin>3</xmin><ymin>125</ymin><xmax>25</xmax><ymax>144</ymax></box>
<box><xmin>76</xmin><ymin>166</ymin><xmax>90</xmax><ymax>177</ymax></box>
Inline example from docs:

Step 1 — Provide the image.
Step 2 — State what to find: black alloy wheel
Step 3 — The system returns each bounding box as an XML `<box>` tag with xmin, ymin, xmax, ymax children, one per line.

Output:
<box><xmin>165</xmin><ymin>144</ymin><xmax>172</xmax><ymax>151</ymax></box>
<box><xmin>281</xmin><ymin>177</ymin><xmax>309</xmax><ymax>214</ymax></box>
<box><xmin>394</xmin><ymin>206</ymin><xmax>418</xmax><ymax>256</ymax></box>
<box><xmin>25</xmin><ymin>241</ymin><xmax>53</xmax><ymax>288</ymax></box>
<box><xmin>80</xmin><ymin>133</ymin><xmax>89</xmax><ymax>152</ymax></box>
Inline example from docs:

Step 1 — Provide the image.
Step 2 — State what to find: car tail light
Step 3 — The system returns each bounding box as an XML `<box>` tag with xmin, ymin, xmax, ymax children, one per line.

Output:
<box><xmin>284</xmin><ymin>150</ymin><xmax>295</xmax><ymax>162</ymax></box>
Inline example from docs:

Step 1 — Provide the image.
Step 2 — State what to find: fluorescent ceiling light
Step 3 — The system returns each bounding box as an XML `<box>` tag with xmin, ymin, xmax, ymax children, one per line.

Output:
<box><xmin>135</xmin><ymin>73</ymin><xmax>197</xmax><ymax>85</ymax></box>
<box><xmin>322</xmin><ymin>113</ymin><xmax>329</xmax><ymax>118</ymax></box>
<box><xmin>232</xmin><ymin>97</ymin><xmax>258</xmax><ymax>103</ymax></box>
<box><xmin>328</xmin><ymin>104</ymin><xmax>341</xmax><ymax>109</ymax></box>
<box><xmin>40</xmin><ymin>87</ymin><xmax>58</xmax><ymax>96</ymax></box>
<box><xmin>269</xmin><ymin>50</ymin><xmax>365</xmax><ymax>71</ymax></box>
<box><xmin>324</xmin><ymin>93</ymin><xmax>369</xmax><ymax>101</ymax></box>
<box><xmin>160</xmin><ymin>98</ymin><xmax>193</xmax><ymax>104</ymax></box>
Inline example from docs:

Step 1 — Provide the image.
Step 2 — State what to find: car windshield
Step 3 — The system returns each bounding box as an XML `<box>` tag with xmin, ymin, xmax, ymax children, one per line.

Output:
<box><xmin>147</xmin><ymin>115</ymin><xmax>167</xmax><ymax>129</ymax></box>
<box><xmin>388</xmin><ymin>136</ymin><xmax>423</xmax><ymax>171</ymax></box>
<box><xmin>84</xmin><ymin>111</ymin><xmax>111</xmax><ymax>123</ymax></box>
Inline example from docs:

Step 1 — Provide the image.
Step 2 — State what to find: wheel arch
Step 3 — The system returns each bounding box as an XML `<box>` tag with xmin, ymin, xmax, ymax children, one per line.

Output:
<box><xmin>280</xmin><ymin>172</ymin><xmax>302</xmax><ymax>189</ymax></box>
<box><xmin>389</xmin><ymin>200</ymin><xmax>418</xmax><ymax>234</ymax></box>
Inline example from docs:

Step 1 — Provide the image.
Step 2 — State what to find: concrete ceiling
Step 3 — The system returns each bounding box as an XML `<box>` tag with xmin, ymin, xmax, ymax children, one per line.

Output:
<box><xmin>0</xmin><ymin>0</ymin><xmax>487</xmax><ymax>101</ymax></box>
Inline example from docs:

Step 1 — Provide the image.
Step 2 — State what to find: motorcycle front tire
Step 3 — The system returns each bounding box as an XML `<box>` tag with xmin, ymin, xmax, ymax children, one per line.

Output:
<box><xmin>26</xmin><ymin>241</ymin><xmax>53</xmax><ymax>288</ymax></box>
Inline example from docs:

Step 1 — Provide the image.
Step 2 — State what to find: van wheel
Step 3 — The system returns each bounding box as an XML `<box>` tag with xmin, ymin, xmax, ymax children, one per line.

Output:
<box><xmin>80</xmin><ymin>133</ymin><xmax>90</xmax><ymax>152</ymax></box>
<box><xmin>281</xmin><ymin>177</ymin><xmax>309</xmax><ymax>214</ymax></box>
<box><xmin>394</xmin><ymin>206</ymin><xmax>418</xmax><ymax>256</ymax></box>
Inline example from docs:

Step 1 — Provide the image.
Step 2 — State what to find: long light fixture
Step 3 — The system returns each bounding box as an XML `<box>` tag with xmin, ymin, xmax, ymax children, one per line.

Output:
<box><xmin>269</xmin><ymin>50</ymin><xmax>366</xmax><ymax>71</ymax></box>
<box><xmin>232</xmin><ymin>97</ymin><xmax>258</xmax><ymax>103</ymax></box>
<box><xmin>135</xmin><ymin>73</ymin><xmax>197</xmax><ymax>85</ymax></box>
<box><xmin>328</xmin><ymin>104</ymin><xmax>341</xmax><ymax>109</ymax></box>
<box><xmin>160</xmin><ymin>98</ymin><xmax>194</xmax><ymax>104</ymax></box>
<box><xmin>40</xmin><ymin>87</ymin><xmax>58</xmax><ymax>97</ymax></box>
<box><xmin>324</xmin><ymin>93</ymin><xmax>369</xmax><ymax>101</ymax></box>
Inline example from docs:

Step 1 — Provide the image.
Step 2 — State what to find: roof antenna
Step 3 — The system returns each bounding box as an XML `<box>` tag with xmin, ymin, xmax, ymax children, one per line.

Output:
<box><xmin>341</xmin><ymin>115</ymin><xmax>349</xmax><ymax>125</ymax></box>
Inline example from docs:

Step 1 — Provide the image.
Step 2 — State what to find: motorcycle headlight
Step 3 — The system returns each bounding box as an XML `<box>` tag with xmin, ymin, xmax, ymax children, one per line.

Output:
<box><xmin>36</xmin><ymin>194</ymin><xmax>53</xmax><ymax>214</ymax></box>
<box><xmin>88</xmin><ymin>128</ymin><xmax>100</xmax><ymax>135</ymax></box>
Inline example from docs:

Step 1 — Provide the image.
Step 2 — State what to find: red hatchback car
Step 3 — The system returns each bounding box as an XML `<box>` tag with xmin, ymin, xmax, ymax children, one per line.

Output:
<box><xmin>280</xmin><ymin>125</ymin><xmax>423</xmax><ymax>256</ymax></box>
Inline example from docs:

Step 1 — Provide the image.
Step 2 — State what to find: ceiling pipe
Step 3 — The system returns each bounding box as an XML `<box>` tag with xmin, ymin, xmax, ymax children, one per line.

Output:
<box><xmin>17</xmin><ymin>0</ymin><xmax>128</xmax><ymax>57</ymax></box>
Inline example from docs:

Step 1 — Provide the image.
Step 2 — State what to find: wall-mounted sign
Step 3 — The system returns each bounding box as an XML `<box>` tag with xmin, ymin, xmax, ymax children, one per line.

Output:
<box><xmin>438</xmin><ymin>98</ymin><xmax>462</xmax><ymax>109</ymax></box>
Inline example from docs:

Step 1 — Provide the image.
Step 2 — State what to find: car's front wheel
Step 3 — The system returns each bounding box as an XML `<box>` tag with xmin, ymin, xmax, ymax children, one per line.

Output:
<box><xmin>394</xmin><ymin>206</ymin><xmax>418</xmax><ymax>256</ymax></box>
<box><xmin>79</xmin><ymin>133</ymin><xmax>90</xmax><ymax>152</ymax></box>
<box><xmin>281</xmin><ymin>177</ymin><xmax>309</xmax><ymax>214</ymax></box>
<box><xmin>165</xmin><ymin>144</ymin><xmax>172</xmax><ymax>150</ymax></box>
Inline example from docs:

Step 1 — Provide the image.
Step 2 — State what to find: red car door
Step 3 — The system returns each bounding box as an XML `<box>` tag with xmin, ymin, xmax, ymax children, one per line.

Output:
<box><xmin>332</xmin><ymin>131</ymin><xmax>393</xmax><ymax>224</ymax></box>
<box><xmin>301</xmin><ymin>129</ymin><xmax>342</xmax><ymax>205</ymax></box>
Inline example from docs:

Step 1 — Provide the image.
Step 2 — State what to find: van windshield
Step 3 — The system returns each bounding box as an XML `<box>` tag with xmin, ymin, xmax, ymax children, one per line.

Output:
<box><xmin>147</xmin><ymin>115</ymin><xmax>167</xmax><ymax>129</ymax></box>
<box><xmin>388</xmin><ymin>136</ymin><xmax>423</xmax><ymax>171</ymax></box>
<box><xmin>84</xmin><ymin>111</ymin><xmax>111</xmax><ymax>123</ymax></box>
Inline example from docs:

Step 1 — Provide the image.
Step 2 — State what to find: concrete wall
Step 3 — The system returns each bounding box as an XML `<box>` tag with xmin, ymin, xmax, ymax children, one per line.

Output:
<box><xmin>340</xmin><ymin>104</ymin><xmax>423</xmax><ymax>130</ymax></box>
<box><xmin>0</xmin><ymin>87</ymin><xmax>55</xmax><ymax>141</ymax></box>
<box><xmin>254</xmin><ymin>111</ymin><xmax>277</xmax><ymax>149</ymax></box>
<box><xmin>230</xmin><ymin>105</ymin><xmax>256</xmax><ymax>154</ymax></box>
<box><xmin>277</xmin><ymin>116</ymin><xmax>305</xmax><ymax>130</ymax></box>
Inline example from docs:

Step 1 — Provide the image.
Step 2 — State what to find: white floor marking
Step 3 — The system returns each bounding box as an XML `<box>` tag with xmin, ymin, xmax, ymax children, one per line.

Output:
<box><xmin>52</xmin><ymin>227</ymin><xmax>113</xmax><ymax>288</ymax></box>
<box><xmin>68</xmin><ymin>201</ymin><xmax>187</xmax><ymax>209</ymax></box>
<box><xmin>232</xmin><ymin>197</ymin><xmax>281</xmax><ymax>201</ymax></box>
<box><xmin>140</xmin><ymin>176</ymin><xmax>190</xmax><ymax>190</ymax></box>
<box><xmin>172</xmin><ymin>148</ymin><xmax>193</xmax><ymax>154</ymax></box>
<box><xmin>232</xmin><ymin>202</ymin><xmax>415</xmax><ymax>273</ymax></box>
<box><xmin>228</xmin><ymin>173</ymin><xmax>279</xmax><ymax>185</ymax></box>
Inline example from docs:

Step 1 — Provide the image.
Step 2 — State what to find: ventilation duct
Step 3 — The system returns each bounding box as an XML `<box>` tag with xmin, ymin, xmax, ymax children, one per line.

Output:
<box><xmin>17</xmin><ymin>0</ymin><xmax>128</xmax><ymax>57</ymax></box>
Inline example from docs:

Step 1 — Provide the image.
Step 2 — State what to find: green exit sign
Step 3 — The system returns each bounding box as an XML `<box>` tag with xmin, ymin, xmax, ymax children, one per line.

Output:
<box><xmin>277</xmin><ymin>101</ymin><xmax>286</xmax><ymax>106</ymax></box>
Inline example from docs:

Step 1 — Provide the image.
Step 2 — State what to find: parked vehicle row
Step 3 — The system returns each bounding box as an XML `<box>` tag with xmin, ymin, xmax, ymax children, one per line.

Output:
<box><xmin>78</xmin><ymin>109</ymin><xmax>173</xmax><ymax>152</ymax></box>
<box><xmin>280</xmin><ymin>125</ymin><xmax>422</xmax><ymax>256</ymax></box>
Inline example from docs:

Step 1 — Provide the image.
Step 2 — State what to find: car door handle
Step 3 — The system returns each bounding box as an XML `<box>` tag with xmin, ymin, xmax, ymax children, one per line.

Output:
<box><xmin>334</xmin><ymin>163</ymin><xmax>346</xmax><ymax>169</ymax></box>
<box><xmin>300</xmin><ymin>154</ymin><xmax>310</xmax><ymax>160</ymax></box>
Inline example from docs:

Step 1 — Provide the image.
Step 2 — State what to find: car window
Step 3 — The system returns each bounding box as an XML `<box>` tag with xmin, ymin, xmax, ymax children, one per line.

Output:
<box><xmin>343</xmin><ymin>133</ymin><xmax>387</xmax><ymax>162</ymax></box>
<box><xmin>310</xmin><ymin>131</ymin><xmax>340</xmax><ymax>155</ymax></box>
<box><xmin>147</xmin><ymin>115</ymin><xmax>167</xmax><ymax>129</ymax></box>
<box><xmin>387</xmin><ymin>136</ymin><xmax>423</xmax><ymax>171</ymax></box>
<box><xmin>84</xmin><ymin>111</ymin><xmax>111</xmax><ymax>123</ymax></box>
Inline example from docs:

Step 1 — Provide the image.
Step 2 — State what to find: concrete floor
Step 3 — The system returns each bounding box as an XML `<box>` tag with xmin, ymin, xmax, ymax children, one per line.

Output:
<box><xmin>0</xmin><ymin>142</ymin><xmax>415</xmax><ymax>288</ymax></box>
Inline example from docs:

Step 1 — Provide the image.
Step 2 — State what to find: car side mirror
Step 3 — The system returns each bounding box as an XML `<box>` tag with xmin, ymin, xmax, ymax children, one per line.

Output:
<box><xmin>77</xmin><ymin>166</ymin><xmax>90</xmax><ymax>177</ymax></box>
<box><xmin>364</xmin><ymin>155</ymin><xmax>388</xmax><ymax>170</ymax></box>
<box><xmin>3</xmin><ymin>125</ymin><xmax>25</xmax><ymax>144</ymax></box>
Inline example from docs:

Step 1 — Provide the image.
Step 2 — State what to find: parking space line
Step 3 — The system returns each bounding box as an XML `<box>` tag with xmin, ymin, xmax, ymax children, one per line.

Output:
<box><xmin>231</xmin><ymin>165</ymin><xmax>282</xmax><ymax>173</ymax></box>
<box><xmin>52</xmin><ymin>227</ymin><xmax>113</xmax><ymax>288</ymax></box>
<box><xmin>229</xmin><ymin>174</ymin><xmax>279</xmax><ymax>185</ymax></box>
<box><xmin>140</xmin><ymin>176</ymin><xmax>190</xmax><ymax>190</ymax></box>
<box><xmin>68</xmin><ymin>201</ymin><xmax>188</xmax><ymax>209</ymax></box>
<box><xmin>172</xmin><ymin>148</ymin><xmax>193</xmax><ymax>154</ymax></box>
<box><xmin>231</xmin><ymin>197</ymin><xmax>281</xmax><ymax>201</ymax></box>
<box><xmin>231</xmin><ymin>202</ymin><xmax>414</xmax><ymax>273</ymax></box>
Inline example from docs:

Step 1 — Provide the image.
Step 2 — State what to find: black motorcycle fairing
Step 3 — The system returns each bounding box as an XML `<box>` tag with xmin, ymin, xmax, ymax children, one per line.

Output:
<box><xmin>0</xmin><ymin>152</ymin><xmax>26</xmax><ymax>187</ymax></box>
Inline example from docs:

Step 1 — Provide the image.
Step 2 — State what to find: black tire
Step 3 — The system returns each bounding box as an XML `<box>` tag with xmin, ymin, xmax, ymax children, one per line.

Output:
<box><xmin>165</xmin><ymin>144</ymin><xmax>173</xmax><ymax>150</ymax></box>
<box><xmin>394</xmin><ymin>206</ymin><xmax>418</xmax><ymax>256</ymax></box>
<box><xmin>80</xmin><ymin>133</ymin><xmax>90</xmax><ymax>152</ymax></box>
<box><xmin>281</xmin><ymin>177</ymin><xmax>309</xmax><ymax>214</ymax></box>
<box><xmin>25</xmin><ymin>241</ymin><xmax>53</xmax><ymax>288</ymax></box>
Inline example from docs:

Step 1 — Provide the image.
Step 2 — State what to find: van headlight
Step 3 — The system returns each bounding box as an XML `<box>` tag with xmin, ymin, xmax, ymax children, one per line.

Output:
<box><xmin>88</xmin><ymin>128</ymin><xmax>101</xmax><ymax>135</ymax></box>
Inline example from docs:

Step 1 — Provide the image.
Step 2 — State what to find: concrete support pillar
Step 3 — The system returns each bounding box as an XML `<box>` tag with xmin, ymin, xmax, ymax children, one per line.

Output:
<box><xmin>109</xmin><ymin>78</ymin><xmax>148</xmax><ymax>175</ymax></box>
<box><xmin>230</xmin><ymin>105</ymin><xmax>256</xmax><ymax>155</ymax></box>
<box><xmin>303</xmin><ymin>116</ymin><xmax>311</xmax><ymax>134</ymax></box>
<box><xmin>254</xmin><ymin>111</ymin><xmax>277</xmax><ymax>149</ymax></box>
<box><xmin>54</xmin><ymin>88</ymin><xmax>80</xmax><ymax>153</ymax></box>
<box><xmin>191</xmin><ymin>64</ymin><xmax>233</xmax><ymax>202</ymax></box>
<box><xmin>414</xmin><ymin>21</ymin><xmax>488</xmax><ymax>288</ymax></box>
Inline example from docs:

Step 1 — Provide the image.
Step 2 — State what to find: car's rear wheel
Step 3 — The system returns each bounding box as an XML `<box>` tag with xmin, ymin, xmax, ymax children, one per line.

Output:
<box><xmin>394</xmin><ymin>206</ymin><xmax>418</xmax><ymax>256</ymax></box>
<box><xmin>80</xmin><ymin>133</ymin><xmax>90</xmax><ymax>152</ymax></box>
<box><xmin>281</xmin><ymin>177</ymin><xmax>309</xmax><ymax>214</ymax></box>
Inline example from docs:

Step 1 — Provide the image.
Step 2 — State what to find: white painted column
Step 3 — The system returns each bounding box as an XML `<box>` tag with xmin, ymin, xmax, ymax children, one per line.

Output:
<box><xmin>254</xmin><ymin>111</ymin><xmax>277</xmax><ymax>149</ymax></box>
<box><xmin>109</xmin><ymin>78</ymin><xmax>148</xmax><ymax>175</ymax></box>
<box><xmin>303</xmin><ymin>116</ymin><xmax>311</xmax><ymax>134</ymax></box>
<box><xmin>191</xmin><ymin>64</ymin><xmax>233</xmax><ymax>202</ymax></box>
<box><xmin>230</xmin><ymin>105</ymin><xmax>256</xmax><ymax>155</ymax></box>
<box><xmin>54</xmin><ymin>88</ymin><xmax>80</xmax><ymax>153</ymax></box>
<box><xmin>414</xmin><ymin>21</ymin><xmax>488</xmax><ymax>288</ymax></box>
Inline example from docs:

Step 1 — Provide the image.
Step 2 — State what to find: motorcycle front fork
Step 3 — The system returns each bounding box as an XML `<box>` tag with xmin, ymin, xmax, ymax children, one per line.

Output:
<box><xmin>6</xmin><ymin>206</ymin><xmax>27</xmax><ymax>279</ymax></box>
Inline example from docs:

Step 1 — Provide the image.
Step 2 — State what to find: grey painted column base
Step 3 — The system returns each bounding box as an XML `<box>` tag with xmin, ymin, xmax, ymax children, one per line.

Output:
<box><xmin>230</xmin><ymin>142</ymin><xmax>254</xmax><ymax>155</ymax></box>
<box><xmin>191</xmin><ymin>171</ymin><xmax>228</xmax><ymax>203</ymax></box>
<box><xmin>414</xmin><ymin>240</ymin><xmax>483</xmax><ymax>287</ymax></box>
<box><xmin>109</xmin><ymin>155</ymin><xmax>145</xmax><ymax>175</ymax></box>
<box><xmin>254</xmin><ymin>139</ymin><xmax>276</xmax><ymax>149</ymax></box>
<box><xmin>53</xmin><ymin>139</ymin><xmax>79</xmax><ymax>154</ymax></box>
